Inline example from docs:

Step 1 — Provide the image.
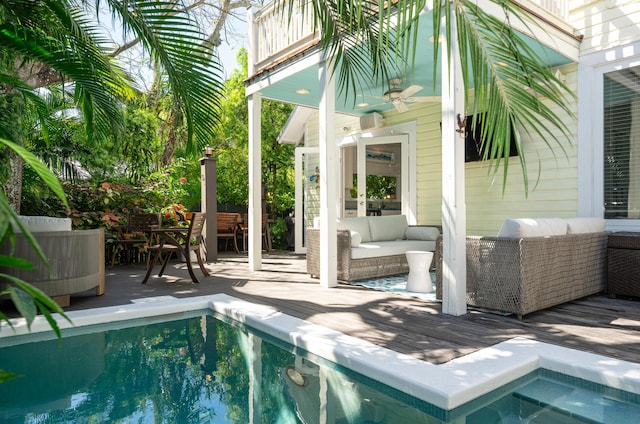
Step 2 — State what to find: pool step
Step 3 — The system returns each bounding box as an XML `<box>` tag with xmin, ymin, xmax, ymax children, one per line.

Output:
<box><xmin>512</xmin><ymin>377</ymin><xmax>640</xmax><ymax>424</ymax></box>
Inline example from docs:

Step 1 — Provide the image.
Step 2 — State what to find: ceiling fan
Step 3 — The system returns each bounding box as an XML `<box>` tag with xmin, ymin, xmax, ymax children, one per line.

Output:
<box><xmin>362</xmin><ymin>78</ymin><xmax>440</xmax><ymax>113</ymax></box>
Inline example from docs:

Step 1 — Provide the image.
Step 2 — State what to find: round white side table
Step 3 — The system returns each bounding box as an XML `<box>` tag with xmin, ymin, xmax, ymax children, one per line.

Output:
<box><xmin>405</xmin><ymin>250</ymin><xmax>434</xmax><ymax>293</ymax></box>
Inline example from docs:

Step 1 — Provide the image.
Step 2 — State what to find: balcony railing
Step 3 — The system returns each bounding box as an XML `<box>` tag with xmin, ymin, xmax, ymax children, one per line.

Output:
<box><xmin>249</xmin><ymin>0</ymin><xmax>570</xmax><ymax>75</ymax></box>
<box><xmin>532</xmin><ymin>0</ymin><xmax>568</xmax><ymax>20</ymax></box>
<box><xmin>249</xmin><ymin>2</ymin><xmax>318</xmax><ymax>72</ymax></box>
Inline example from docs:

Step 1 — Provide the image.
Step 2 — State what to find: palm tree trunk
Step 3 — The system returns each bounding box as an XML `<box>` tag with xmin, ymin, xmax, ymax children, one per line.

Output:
<box><xmin>4</xmin><ymin>150</ymin><xmax>23</xmax><ymax>213</ymax></box>
<box><xmin>1</xmin><ymin>91</ymin><xmax>25</xmax><ymax>213</ymax></box>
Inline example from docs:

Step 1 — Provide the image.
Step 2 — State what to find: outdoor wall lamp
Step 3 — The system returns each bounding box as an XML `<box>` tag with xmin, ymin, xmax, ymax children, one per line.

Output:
<box><xmin>203</xmin><ymin>145</ymin><xmax>214</xmax><ymax>157</ymax></box>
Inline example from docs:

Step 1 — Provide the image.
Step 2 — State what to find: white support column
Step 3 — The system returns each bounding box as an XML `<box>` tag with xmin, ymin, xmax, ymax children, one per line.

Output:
<box><xmin>318</xmin><ymin>58</ymin><xmax>338</xmax><ymax>288</ymax></box>
<box><xmin>441</xmin><ymin>10</ymin><xmax>467</xmax><ymax>316</ymax></box>
<box><xmin>248</xmin><ymin>92</ymin><xmax>263</xmax><ymax>271</ymax></box>
<box><xmin>247</xmin><ymin>333</ymin><xmax>262</xmax><ymax>424</ymax></box>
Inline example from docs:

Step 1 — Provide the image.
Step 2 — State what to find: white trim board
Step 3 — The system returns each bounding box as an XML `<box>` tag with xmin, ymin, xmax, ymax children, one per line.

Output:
<box><xmin>578</xmin><ymin>40</ymin><xmax>640</xmax><ymax>231</ymax></box>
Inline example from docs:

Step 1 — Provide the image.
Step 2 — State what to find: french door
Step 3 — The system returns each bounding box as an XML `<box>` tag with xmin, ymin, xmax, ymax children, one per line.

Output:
<box><xmin>354</xmin><ymin>135</ymin><xmax>408</xmax><ymax>217</ymax></box>
<box><xmin>294</xmin><ymin>147</ymin><xmax>319</xmax><ymax>254</ymax></box>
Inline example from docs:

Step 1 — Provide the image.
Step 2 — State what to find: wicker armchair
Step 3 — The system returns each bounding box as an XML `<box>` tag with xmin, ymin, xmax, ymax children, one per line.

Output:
<box><xmin>435</xmin><ymin>232</ymin><xmax>608</xmax><ymax>318</ymax></box>
<box><xmin>1</xmin><ymin>217</ymin><xmax>105</xmax><ymax>307</ymax></box>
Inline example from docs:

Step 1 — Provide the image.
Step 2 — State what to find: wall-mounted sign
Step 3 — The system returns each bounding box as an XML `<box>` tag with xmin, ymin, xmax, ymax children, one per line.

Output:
<box><xmin>366</xmin><ymin>150</ymin><xmax>395</xmax><ymax>163</ymax></box>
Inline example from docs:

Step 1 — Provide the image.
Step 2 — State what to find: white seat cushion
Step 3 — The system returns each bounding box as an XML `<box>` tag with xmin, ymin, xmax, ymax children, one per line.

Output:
<box><xmin>351</xmin><ymin>240</ymin><xmax>435</xmax><ymax>259</ymax></box>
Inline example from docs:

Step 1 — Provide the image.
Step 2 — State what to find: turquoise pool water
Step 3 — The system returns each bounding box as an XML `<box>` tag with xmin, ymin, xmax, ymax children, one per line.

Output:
<box><xmin>1</xmin><ymin>310</ymin><xmax>639</xmax><ymax>423</ymax></box>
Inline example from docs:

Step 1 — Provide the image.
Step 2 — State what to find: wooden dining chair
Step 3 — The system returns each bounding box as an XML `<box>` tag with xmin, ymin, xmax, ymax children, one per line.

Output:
<box><xmin>217</xmin><ymin>212</ymin><xmax>240</xmax><ymax>253</ymax></box>
<box><xmin>110</xmin><ymin>212</ymin><xmax>161</xmax><ymax>267</ymax></box>
<box><xmin>241</xmin><ymin>213</ymin><xmax>272</xmax><ymax>252</ymax></box>
<box><xmin>141</xmin><ymin>212</ymin><xmax>209</xmax><ymax>284</ymax></box>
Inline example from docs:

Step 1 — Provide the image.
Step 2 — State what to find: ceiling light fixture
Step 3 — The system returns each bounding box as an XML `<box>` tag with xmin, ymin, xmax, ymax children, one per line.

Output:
<box><xmin>357</xmin><ymin>102</ymin><xmax>369</xmax><ymax>107</ymax></box>
<box><xmin>296</xmin><ymin>89</ymin><xmax>310</xmax><ymax>95</ymax></box>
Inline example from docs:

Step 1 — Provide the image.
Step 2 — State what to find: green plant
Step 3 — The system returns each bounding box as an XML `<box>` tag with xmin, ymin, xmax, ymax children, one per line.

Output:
<box><xmin>268</xmin><ymin>217</ymin><xmax>288</xmax><ymax>250</ymax></box>
<box><xmin>21</xmin><ymin>159</ymin><xmax>201</xmax><ymax>231</ymax></box>
<box><xmin>160</xmin><ymin>203</ymin><xmax>188</xmax><ymax>227</ymax></box>
<box><xmin>144</xmin><ymin>162</ymin><xmax>191</xmax><ymax>207</ymax></box>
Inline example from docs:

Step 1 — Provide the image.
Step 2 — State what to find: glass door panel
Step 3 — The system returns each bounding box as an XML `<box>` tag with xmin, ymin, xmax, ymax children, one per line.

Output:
<box><xmin>356</xmin><ymin>135</ymin><xmax>408</xmax><ymax>217</ymax></box>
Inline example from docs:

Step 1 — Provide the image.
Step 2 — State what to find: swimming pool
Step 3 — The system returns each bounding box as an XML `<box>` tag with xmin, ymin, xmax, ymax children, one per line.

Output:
<box><xmin>1</xmin><ymin>294</ymin><xmax>639</xmax><ymax>423</ymax></box>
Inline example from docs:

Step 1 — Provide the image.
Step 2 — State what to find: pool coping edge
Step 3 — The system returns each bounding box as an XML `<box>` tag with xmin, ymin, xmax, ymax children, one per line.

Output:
<box><xmin>1</xmin><ymin>294</ymin><xmax>639</xmax><ymax>410</ymax></box>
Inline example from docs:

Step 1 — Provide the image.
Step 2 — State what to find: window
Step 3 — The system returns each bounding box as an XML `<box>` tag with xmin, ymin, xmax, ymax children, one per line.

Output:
<box><xmin>603</xmin><ymin>65</ymin><xmax>640</xmax><ymax>219</ymax></box>
<box><xmin>462</xmin><ymin>114</ymin><xmax>519</xmax><ymax>163</ymax></box>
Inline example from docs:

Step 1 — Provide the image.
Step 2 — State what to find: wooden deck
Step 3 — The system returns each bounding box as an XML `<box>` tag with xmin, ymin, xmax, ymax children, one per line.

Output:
<box><xmin>51</xmin><ymin>251</ymin><xmax>640</xmax><ymax>365</ymax></box>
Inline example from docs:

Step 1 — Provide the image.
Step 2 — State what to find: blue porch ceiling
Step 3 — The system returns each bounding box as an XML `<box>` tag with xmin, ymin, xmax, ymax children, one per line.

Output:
<box><xmin>256</xmin><ymin>11</ymin><xmax>574</xmax><ymax>116</ymax></box>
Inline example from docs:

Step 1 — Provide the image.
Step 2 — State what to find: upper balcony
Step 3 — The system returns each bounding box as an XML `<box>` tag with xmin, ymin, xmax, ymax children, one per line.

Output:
<box><xmin>248</xmin><ymin>0</ymin><xmax>573</xmax><ymax>77</ymax></box>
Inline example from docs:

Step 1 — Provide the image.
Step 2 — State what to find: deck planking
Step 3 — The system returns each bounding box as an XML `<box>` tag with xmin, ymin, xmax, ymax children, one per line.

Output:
<box><xmin>17</xmin><ymin>251</ymin><xmax>640</xmax><ymax>366</ymax></box>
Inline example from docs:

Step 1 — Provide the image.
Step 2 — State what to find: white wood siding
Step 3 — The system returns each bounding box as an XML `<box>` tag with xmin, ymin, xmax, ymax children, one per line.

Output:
<box><xmin>383</xmin><ymin>66</ymin><xmax>579</xmax><ymax>235</ymax></box>
<box><xmin>464</xmin><ymin>65</ymin><xmax>579</xmax><ymax>234</ymax></box>
<box><xmin>570</xmin><ymin>0</ymin><xmax>640</xmax><ymax>57</ymax></box>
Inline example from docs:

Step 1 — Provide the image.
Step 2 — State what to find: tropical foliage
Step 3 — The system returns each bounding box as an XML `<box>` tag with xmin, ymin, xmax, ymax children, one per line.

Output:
<box><xmin>0</xmin><ymin>0</ymin><xmax>224</xmax><ymax>360</ymax></box>
<box><xmin>213</xmin><ymin>50</ymin><xmax>295</xmax><ymax>217</ymax></box>
<box><xmin>18</xmin><ymin>49</ymin><xmax>294</xmax><ymax>235</ymax></box>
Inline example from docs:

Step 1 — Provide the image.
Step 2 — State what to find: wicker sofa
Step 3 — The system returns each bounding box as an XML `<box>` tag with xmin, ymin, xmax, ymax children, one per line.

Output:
<box><xmin>307</xmin><ymin>215</ymin><xmax>440</xmax><ymax>282</ymax></box>
<box><xmin>0</xmin><ymin>216</ymin><xmax>105</xmax><ymax>307</ymax></box>
<box><xmin>435</xmin><ymin>217</ymin><xmax>608</xmax><ymax>318</ymax></box>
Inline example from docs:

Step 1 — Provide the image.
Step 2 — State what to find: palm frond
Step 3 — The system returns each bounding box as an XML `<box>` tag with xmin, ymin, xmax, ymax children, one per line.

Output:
<box><xmin>0</xmin><ymin>1</ymin><xmax>133</xmax><ymax>141</ymax></box>
<box><xmin>0</xmin><ymin>72</ymin><xmax>52</xmax><ymax>142</ymax></box>
<box><xmin>0</xmin><ymin>137</ymin><xmax>68</xmax><ymax>210</ymax></box>
<box><xmin>279</xmin><ymin>0</ymin><xmax>426</xmax><ymax>102</ymax></box>
<box><xmin>450</xmin><ymin>0</ymin><xmax>575</xmax><ymax>193</ymax></box>
<box><xmin>105</xmin><ymin>0</ymin><xmax>224</xmax><ymax>153</ymax></box>
<box><xmin>284</xmin><ymin>0</ymin><xmax>575</xmax><ymax>194</ymax></box>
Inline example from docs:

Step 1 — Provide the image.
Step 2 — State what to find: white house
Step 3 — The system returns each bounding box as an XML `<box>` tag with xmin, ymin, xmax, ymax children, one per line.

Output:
<box><xmin>244</xmin><ymin>0</ymin><xmax>640</xmax><ymax>314</ymax></box>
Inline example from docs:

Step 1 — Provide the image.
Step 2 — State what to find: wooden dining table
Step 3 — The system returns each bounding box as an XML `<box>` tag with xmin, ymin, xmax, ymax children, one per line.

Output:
<box><xmin>142</xmin><ymin>213</ymin><xmax>209</xmax><ymax>284</ymax></box>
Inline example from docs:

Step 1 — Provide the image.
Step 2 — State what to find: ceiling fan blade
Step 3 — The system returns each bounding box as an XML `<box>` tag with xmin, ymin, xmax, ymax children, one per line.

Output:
<box><xmin>404</xmin><ymin>96</ymin><xmax>441</xmax><ymax>103</ymax></box>
<box><xmin>400</xmin><ymin>85</ymin><xmax>423</xmax><ymax>98</ymax></box>
<box><xmin>393</xmin><ymin>99</ymin><xmax>408</xmax><ymax>113</ymax></box>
